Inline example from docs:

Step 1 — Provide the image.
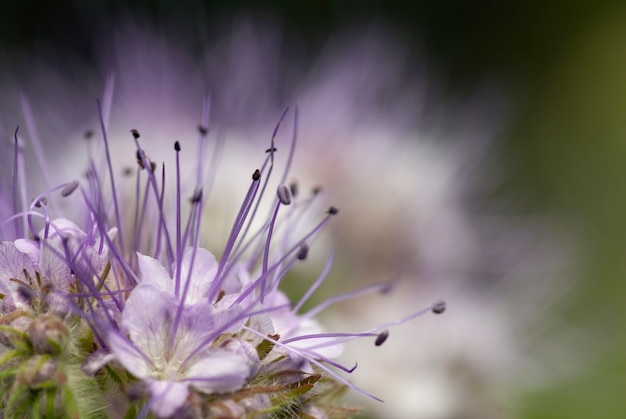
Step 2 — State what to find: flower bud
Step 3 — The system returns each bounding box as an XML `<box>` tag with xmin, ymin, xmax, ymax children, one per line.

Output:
<box><xmin>27</xmin><ymin>314</ymin><xmax>69</xmax><ymax>355</ymax></box>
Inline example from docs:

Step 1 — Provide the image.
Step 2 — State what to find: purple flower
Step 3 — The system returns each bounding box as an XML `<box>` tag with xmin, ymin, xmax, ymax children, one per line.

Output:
<box><xmin>108</xmin><ymin>283</ymin><xmax>256</xmax><ymax>417</ymax></box>
<box><xmin>0</xmin><ymin>240</ymin><xmax>37</xmax><ymax>312</ymax></box>
<box><xmin>1</xmin><ymin>218</ymin><xmax>114</xmax><ymax>317</ymax></box>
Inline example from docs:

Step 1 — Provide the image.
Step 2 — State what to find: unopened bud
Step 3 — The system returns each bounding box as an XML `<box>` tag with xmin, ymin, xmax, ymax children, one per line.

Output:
<box><xmin>27</xmin><ymin>314</ymin><xmax>69</xmax><ymax>355</ymax></box>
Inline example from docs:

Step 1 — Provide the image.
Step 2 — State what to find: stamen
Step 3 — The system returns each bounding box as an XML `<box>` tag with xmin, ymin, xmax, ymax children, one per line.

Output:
<box><xmin>277</xmin><ymin>106</ymin><xmax>298</xmax><ymax>187</ymax></box>
<box><xmin>34</xmin><ymin>197</ymin><xmax>47</xmax><ymax>208</ymax></box>
<box><xmin>190</xmin><ymin>185</ymin><xmax>203</xmax><ymax>203</ymax></box>
<box><xmin>61</xmin><ymin>181</ymin><xmax>80</xmax><ymax>197</ymax></box>
<box><xmin>291</xmin><ymin>252</ymin><xmax>335</xmax><ymax>315</ymax></box>
<box><xmin>133</xmin><ymin>136</ymin><xmax>174</xmax><ymax>266</ymax></box>
<box><xmin>277</xmin><ymin>185</ymin><xmax>292</xmax><ymax>206</ymax></box>
<box><xmin>375</xmin><ymin>330</ymin><xmax>389</xmax><ymax>346</ymax></box>
<box><xmin>196</xmin><ymin>91</ymin><xmax>211</xmax><ymax>186</ymax></box>
<box><xmin>431</xmin><ymin>300</ymin><xmax>446</xmax><ymax>314</ymax></box>
<box><xmin>97</xmin><ymin>100</ymin><xmax>125</xmax><ymax>256</ymax></box>
<box><xmin>13</xmin><ymin>126</ymin><xmax>28</xmax><ymax>238</ymax></box>
<box><xmin>297</xmin><ymin>243</ymin><xmax>309</xmax><ymax>261</ymax></box>
<box><xmin>12</xmin><ymin>126</ymin><xmax>21</xmax><ymax>237</ymax></box>
<box><xmin>208</xmin><ymin>169</ymin><xmax>262</xmax><ymax>302</ymax></box>
<box><xmin>174</xmin><ymin>141</ymin><xmax>183</xmax><ymax>298</ymax></box>
<box><xmin>242</xmin><ymin>326</ymin><xmax>382</xmax><ymax>402</ymax></box>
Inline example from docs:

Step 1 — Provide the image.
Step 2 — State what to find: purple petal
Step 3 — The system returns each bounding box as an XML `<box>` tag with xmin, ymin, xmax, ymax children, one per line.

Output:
<box><xmin>0</xmin><ymin>242</ymin><xmax>36</xmax><ymax>294</ymax></box>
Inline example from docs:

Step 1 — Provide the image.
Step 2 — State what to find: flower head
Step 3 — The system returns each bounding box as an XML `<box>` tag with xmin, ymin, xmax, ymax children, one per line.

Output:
<box><xmin>0</xmin><ymin>75</ymin><xmax>449</xmax><ymax>417</ymax></box>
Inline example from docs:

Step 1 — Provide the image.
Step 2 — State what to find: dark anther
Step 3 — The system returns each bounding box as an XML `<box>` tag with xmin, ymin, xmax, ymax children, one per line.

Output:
<box><xmin>269</xmin><ymin>333</ymin><xmax>280</xmax><ymax>341</ymax></box>
<box><xmin>432</xmin><ymin>300</ymin><xmax>446</xmax><ymax>314</ymax></box>
<box><xmin>149</xmin><ymin>161</ymin><xmax>156</xmax><ymax>173</ymax></box>
<box><xmin>379</xmin><ymin>282</ymin><xmax>394</xmax><ymax>295</ymax></box>
<box><xmin>327</xmin><ymin>206</ymin><xmax>339</xmax><ymax>215</ymax></box>
<box><xmin>297</xmin><ymin>244</ymin><xmax>309</xmax><ymax>261</ymax></box>
<box><xmin>252</xmin><ymin>169</ymin><xmax>261</xmax><ymax>181</ymax></box>
<box><xmin>130</xmin><ymin>129</ymin><xmax>140</xmax><ymax>139</ymax></box>
<box><xmin>289</xmin><ymin>181</ymin><xmax>298</xmax><ymax>198</ymax></box>
<box><xmin>34</xmin><ymin>197</ymin><xmax>48</xmax><ymax>208</ymax></box>
<box><xmin>277</xmin><ymin>185</ymin><xmax>292</xmax><ymax>205</ymax></box>
<box><xmin>174</xmin><ymin>141</ymin><xmax>181</xmax><ymax>152</ymax></box>
<box><xmin>198</xmin><ymin>125</ymin><xmax>209</xmax><ymax>135</ymax></box>
<box><xmin>375</xmin><ymin>330</ymin><xmax>389</xmax><ymax>346</ymax></box>
<box><xmin>136</xmin><ymin>150</ymin><xmax>145</xmax><ymax>169</ymax></box>
<box><xmin>190</xmin><ymin>186</ymin><xmax>203</xmax><ymax>203</ymax></box>
<box><xmin>265</xmin><ymin>147</ymin><xmax>277</xmax><ymax>153</ymax></box>
<box><xmin>61</xmin><ymin>181</ymin><xmax>80</xmax><ymax>197</ymax></box>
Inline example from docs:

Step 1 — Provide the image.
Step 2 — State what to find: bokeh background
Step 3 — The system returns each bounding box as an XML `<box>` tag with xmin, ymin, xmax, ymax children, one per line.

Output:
<box><xmin>2</xmin><ymin>1</ymin><xmax>626</xmax><ymax>418</ymax></box>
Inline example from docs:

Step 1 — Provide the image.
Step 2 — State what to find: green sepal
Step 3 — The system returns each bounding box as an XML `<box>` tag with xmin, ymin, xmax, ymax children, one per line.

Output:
<box><xmin>5</xmin><ymin>380</ymin><xmax>32</xmax><ymax>416</ymax></box>
<box><xmin>0</xmin><ymin>348</ymin><xmax>24</xmax><ymax>366</ymax></box>
<box><xmin>0</xmin><ymin>325</ymin><xmax>32</xmax><ymax>352</ymax></box>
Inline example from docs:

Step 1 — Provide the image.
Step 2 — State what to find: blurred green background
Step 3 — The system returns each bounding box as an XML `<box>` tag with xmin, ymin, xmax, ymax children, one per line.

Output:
<box><xmin>3</xmin><ymin>1</ymin><xmax>626</xmax><ymax>417</ymax></box>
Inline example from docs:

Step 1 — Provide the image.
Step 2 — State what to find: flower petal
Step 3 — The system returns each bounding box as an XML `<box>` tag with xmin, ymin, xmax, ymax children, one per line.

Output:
<box><xmin>38</xmin><ymin>238</ymin><xmax>72</xmax><ymax>289</ymax></box>
<box><xmin>14</xmin><ymin>239</ymin><xmax>40</xmax><ymax>265</ymax></box>
<box><xmin>137</xmin><ymin>252</ymin><xmax>174</xmax><ymax>294</ymax></box>
<box><xmin>148</xmin><ymin>380</ymin><xmax>189</xmax><ymax>418</ymax></box>
<box><xmin>177</xmin><ymin>247</ymin><xmax>217</xmax><ymax>305</ymax></box>
<box><xmin>121</xmin><ymin>284</ymin><xmax>176</xmax><ymax>366</ymax></box>
<box><xmin>108</xmin><ymin>330</ymin><xmax>152</xmax><ymax>379</ymax></box>
<box><xmin>0</xmin><ymin>242</ymin><xmax>36</xmax><ymax>295</ymax></box>
<box><xmin>184</xmin><ymin>348</ymin><xmax>251</xmax><ymax>394</ymax></box>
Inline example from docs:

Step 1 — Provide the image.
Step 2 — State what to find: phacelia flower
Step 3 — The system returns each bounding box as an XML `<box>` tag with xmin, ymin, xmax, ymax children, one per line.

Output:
<box><xmin>0</xmin><ymin>68</ymin><xmax>445</xmax><ymax>417</ymax></box>
<box><xmin>0</xmin><ymin>16</ymin><xmax>574</xmax><ymax>419</ymax></box>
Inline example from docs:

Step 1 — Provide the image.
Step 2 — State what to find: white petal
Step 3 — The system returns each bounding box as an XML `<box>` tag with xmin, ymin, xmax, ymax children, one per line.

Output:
<box><xmin>122</xmin><ymin>285</ymin><xmax>176</xmax><ymax>364</ymax></box>
<box><xmin>170</xmin><ymin>302</ymin><xmax>243</xmax><ymax>362</ymax></box>
<box><xmin>219</xmin><ymin>262</ymin><xmax>250</xmax><ymax>294</ymax></box>
<box><xmin>38</xmin><ymin>239</ymin><xmax>71</xmax><ymax>289</ymax></box>
<box><xmin>185</xmin><ymin>348</ymin><xmax>251</xmax><ymax>394</ymax></box>
<box><xmin>137</xmin><ymin>252</ymin><xmax>174</xmax><ymax>295</ymax></box>
<box><xmin>108</xmin><ymin>330</ymin><xmax>152</xmax><ymax>379</ymax></box>
<box><xmin>148</xmin><ymin>380</ymin><xmax>189</xmax><ymax>418</ymax></box>
<box><xmin>14</xmin><ymin>239</ymin><xmax>40</xmax><ymax>265</ymax></box>
<box><xmin>177</xmin><ymin>247</ymin><xmax>217</xmax><ymax>305</ymax></box>
<box><xmin>41</xmin><ymin>218</ymin><xmax>84</xmax><ymax>240</ymax></box>
<box><xmin>0</xmin><ymin>242</ymin><xmax>36</xmax><ymax>294</ymax></box>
